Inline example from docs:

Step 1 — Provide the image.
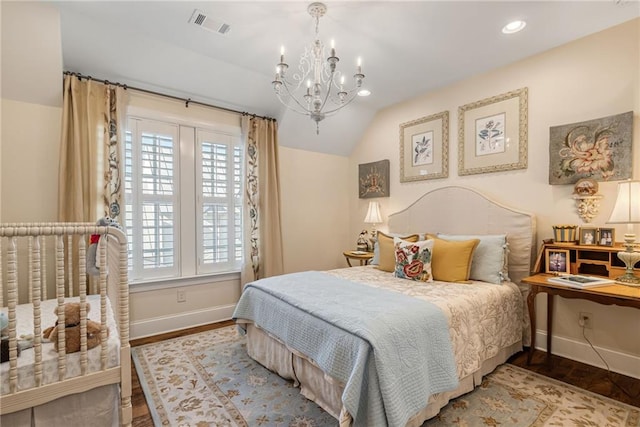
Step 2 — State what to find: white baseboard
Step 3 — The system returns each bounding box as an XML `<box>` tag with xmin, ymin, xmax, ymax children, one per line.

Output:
<box><xmin>130</xmin><ymin>304</ymin><xmax>236</xmax><ymax>340</ymax></box>
<box><xmin>535</xmin><ymin>329</ymin><xmax>640</xmax><ymax>379</ymax></box>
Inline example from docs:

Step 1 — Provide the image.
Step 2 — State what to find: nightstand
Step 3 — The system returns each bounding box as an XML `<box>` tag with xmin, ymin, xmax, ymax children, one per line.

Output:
<box><xmin>522</xmin><ymin>273</ymin><xmax>640</xmax><ymax>364</ymax></box>
<box><xmin>343</xmin><ymin>251</ymin><xmax>374</xmax><ymax>267</ymax></box>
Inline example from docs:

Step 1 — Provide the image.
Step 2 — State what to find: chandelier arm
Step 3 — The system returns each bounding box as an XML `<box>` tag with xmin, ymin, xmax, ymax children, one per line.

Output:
<box><xmin>317</xmin><ymin>93</ymin><xmax>360</xmax><ymax>116</ymax></box>
<box><xmin>274</xmin><ymin>94</ymin><xmax>312</xmax><ymax>115</ymax></box>
<box><xmin>279</xmin><ymin>81</ymin><xmax>314</xmax><ymax>113</ymax></box>
<box><xmin>315</xmin><ymin>70</ymin><xmax>336</xmax><ymax>114</ymax></box>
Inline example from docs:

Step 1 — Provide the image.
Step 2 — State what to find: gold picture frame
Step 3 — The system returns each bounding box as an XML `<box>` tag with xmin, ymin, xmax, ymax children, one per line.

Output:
<box><xmin>597</xmin><ymin>227</ymin><xmax>615</xmax><ymax>247</ymax></box>
<box><xmin>458</xmin><ymin>87</ymin><xmax>528</xmax><ymax>176</ymax></box>
<box><xmin>399</xmin><ymin>111</ymin><xmax>449</xmax><ymax>182</ymax></box>
<box><xmin>545</xmin><ymin>248</ymin><xmax>570</xmax><ymax>274</ymax></box>
<box><xmin>579</xmin><ymin>227</ymin><xmax>597</xmax><ymax>245</ymax></box>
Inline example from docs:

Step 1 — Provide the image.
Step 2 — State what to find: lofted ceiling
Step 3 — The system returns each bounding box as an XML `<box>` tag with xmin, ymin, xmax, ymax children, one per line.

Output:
<box><xmin>43</xmin><ymin>1</ymin><xmax>640</xmax><ymax>155</ymax></box>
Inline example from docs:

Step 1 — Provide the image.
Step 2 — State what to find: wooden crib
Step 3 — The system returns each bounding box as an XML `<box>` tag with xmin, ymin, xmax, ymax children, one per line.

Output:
<box><xmin>0</xmin><ymin>223</ymin><xmax>131</xmax><ymax>427</ymax></box>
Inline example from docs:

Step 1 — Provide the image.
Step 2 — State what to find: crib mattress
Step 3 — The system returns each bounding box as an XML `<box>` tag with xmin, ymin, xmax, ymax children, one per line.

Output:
<box><xmin>1</xmin><ymin>294</ymin><xmax>120</xmax><ymax>395</ymax></box>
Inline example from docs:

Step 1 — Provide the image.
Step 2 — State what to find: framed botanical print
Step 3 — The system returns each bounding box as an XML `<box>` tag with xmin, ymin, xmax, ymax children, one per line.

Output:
<box><xmin>458</xmin><ymin>87</ymin><xmax>528</xmax><ymax>176</ymax></box>
<box><xmin>399</xmin><ymin>111</ymin><xmax>449</xmax><ymax>182</ymax></box>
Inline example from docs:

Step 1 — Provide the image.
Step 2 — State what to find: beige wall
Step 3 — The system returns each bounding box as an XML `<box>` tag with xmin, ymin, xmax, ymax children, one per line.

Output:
<box><xmin>1</xmin><ymin>99</ymin><xmax>61</xmax><ymax>222</ymax></box>
<box><xmin>349</xmin><ymin>19</ymin><xmax>640</xmax><ymax>376</ymax></box>
<box><xmin>279</xmin><ymin>146</ymin><xmax>351</xmax><ymax>273</ymax></box>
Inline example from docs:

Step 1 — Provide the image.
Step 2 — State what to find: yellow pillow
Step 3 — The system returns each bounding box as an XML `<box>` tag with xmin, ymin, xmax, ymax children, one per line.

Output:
<box><xmin>430</xmin><ymin>237</ymin><xmax>480</xmax><ymax>282</ymax></box>
<box><xmin>377</xmin><ymin>232</ymin><xmax>419</xmax><ymax>272</ymax></box>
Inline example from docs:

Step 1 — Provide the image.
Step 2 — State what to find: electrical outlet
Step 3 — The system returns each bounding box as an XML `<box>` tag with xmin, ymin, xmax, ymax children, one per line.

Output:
<box><xmin>177</xmin><ymin>290</ymin><xmax>186</xmax><ymax>303</ymax></box>
<box><xmin>578</xmin><ymin>312</ymin><xmax>592</xmax><ymax>329</ymax></box>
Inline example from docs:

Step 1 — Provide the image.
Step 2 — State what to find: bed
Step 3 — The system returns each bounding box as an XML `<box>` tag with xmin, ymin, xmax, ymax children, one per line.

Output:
<box><xmin>0</xmin><ymin>223</ymin><xmax>131</xmax><ymax>427</ymax></box>
<box><xmin>233</xmin><ymin>186</ymin><xmax>537</xmax><ymax>426</ymax></box>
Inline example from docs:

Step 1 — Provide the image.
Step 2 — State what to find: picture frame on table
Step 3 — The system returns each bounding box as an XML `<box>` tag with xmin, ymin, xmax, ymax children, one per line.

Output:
<box><xmin>579</xmin><ymin>227</ymin><xmax>598</xmax><ymax>246</ymax></box>
<box><xmin>458</xmin><ymin>87</ymin><xmax>528</xmax><ymax>176</ymax></box>
<box><xmin>545</xmin><ymin>248</ymin><xmax>570</xmax><ymax>274</ymax></box>
<box><xmin>597</xmin><ymin>227</ymin><xmax>615</xmax><ymax>247</ymax></box>
<box><xmin>399</xmin><ymin>111</ymin><xmax>449</xmax><ymax>182</ymax></box>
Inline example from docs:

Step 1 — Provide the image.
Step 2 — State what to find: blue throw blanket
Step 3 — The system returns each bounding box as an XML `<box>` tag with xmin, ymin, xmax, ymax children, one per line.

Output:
<box><xmin>233</xmin><ymin>271</ymin><xmax>458</xmax><ymax>427</ymax></box>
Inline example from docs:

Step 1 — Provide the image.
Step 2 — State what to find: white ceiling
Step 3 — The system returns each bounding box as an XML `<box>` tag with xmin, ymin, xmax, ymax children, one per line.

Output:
<box><xmin>47</xmin><ymin>1</ymin><xmax>640</xmax><ymax>155</ymax></box>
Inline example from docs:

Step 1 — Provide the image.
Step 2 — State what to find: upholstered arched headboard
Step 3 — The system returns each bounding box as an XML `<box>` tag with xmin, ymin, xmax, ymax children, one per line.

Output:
<box><xmin>388</xmin><ymin>186</ymin><xmax>537</xmax><ymax>288</ymax></box>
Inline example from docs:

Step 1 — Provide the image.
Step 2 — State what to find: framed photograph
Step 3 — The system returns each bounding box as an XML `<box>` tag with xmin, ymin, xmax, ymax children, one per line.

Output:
<box><xmin>549</xmin><ymin>111</ymin><xmax>633</xmax><ymax>185</ymax></box>
<box><xmin>400</xmin><ymin>111</ymin><xmax>449</xmax><ymax>182</ymax></box>
<box><xmin>579</xmin><ymin>227</ymin><xmax>598</xmax><ymax>245</ymax></box>
<box><xmin>545</xmin><ymin>248</ymin><xmax>570</xmax><ymax>274</ymax></box>
<box><xmin>597</xmin><ymin>227</ymin><xmax>615</xmax><ymax>247</ymax></box>
<box><xmin>359</xmin><ymin>159</ymin><xmax>390</xmax><ymax>199</ymax></box>
<box><xmin>458</xmin><ymin>87</ymin><xmax>528</xmax><ymax>176</ymax></box>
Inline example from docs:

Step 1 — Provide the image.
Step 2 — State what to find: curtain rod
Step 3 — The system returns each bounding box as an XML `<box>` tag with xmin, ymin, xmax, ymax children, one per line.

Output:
<box><xmin>63</xmin><ymin>71</ymin><xmax>275</xmax><ymax>121</ymax></box>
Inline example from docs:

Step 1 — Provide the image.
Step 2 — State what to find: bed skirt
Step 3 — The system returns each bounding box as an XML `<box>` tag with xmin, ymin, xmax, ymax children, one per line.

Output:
<box><xmin>243</xmin><ymin>322</ymin><xmax>522</xmax><ymax>426</ymax></box>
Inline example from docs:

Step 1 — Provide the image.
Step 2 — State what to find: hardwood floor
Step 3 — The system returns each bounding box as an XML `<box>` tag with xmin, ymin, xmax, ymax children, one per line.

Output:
<box><xmin>130</xmin><ymin>321</ymin><xmax>639</xmax><ymax>426</ymax></box>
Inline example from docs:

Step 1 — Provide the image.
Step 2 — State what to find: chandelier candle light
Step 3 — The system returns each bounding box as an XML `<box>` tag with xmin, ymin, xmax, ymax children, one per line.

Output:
<box><xmin>272</xmin><ymin>2</ymin><xmax>365</xmax><ymax>134</ymax></box>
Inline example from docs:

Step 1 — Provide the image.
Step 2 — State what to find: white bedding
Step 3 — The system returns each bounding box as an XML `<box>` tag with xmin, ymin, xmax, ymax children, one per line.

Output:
<box><xmin>1</xmin><ymin>294</ymin><xmax>120</xmax><ymax>395</ymax></box>
<box><xmin>328</xmin><ymin>266</ymin><xmax>524</xmax><ymax>380</ymax></box>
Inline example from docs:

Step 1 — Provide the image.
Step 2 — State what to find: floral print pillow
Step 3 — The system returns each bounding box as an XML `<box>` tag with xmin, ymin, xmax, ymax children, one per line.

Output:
<box><xmin>393</xmin><ymin>237</ymin><xmax>434</xmax><ymax>282</ymax></box>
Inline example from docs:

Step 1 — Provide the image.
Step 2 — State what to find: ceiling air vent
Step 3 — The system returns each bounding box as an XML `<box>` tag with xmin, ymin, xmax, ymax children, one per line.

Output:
<box><xmin>189</xmin><ymin>9</ymin><xmax>231</xmax><ymax>35</ymax></box>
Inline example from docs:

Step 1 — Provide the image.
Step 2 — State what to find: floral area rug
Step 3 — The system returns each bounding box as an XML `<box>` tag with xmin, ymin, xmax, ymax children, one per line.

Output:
<box><xmin>132</xmin><ymin>326</ymin><xmax>639</xmax><ymax>427</ymax></box>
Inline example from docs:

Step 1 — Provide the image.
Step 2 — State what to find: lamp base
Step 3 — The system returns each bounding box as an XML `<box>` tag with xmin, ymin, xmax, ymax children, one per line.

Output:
<box><xmin>615</xmin><ymin>249</ymin><xmax>640</xmax><ymax>287</ymax></box>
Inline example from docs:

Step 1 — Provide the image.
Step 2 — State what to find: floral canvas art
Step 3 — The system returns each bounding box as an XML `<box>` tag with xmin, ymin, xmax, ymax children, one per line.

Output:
<box><xmin>549</xmin><ymin>111</ymin><xmax>633</xmax><ymax>184</ymax></box>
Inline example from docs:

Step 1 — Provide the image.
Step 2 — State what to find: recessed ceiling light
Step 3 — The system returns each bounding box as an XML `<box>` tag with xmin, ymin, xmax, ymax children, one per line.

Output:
<box><xmin>357</xmin><ymin>89</ymin><xmax>371</xmax><ymax>97</ymax></box>
<box><xmin>502</xmin><ymin>20</ymin><xmax>526</xmax><ymax>34</ymax></box>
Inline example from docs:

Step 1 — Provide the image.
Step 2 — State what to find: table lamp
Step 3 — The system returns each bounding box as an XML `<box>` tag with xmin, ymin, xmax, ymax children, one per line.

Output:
<box><xmin>364</xmin><ymin>201</ymin><xmax>382</xmax><ymax>249</ymax></box>
<box><xmin>607</xmin><ymin>180</ymin><xmax>640</xmax><ymax>286</ymax></box>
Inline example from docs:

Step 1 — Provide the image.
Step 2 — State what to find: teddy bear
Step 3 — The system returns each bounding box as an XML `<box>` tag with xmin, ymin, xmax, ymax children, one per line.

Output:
<box><xmin>42</xmin><ymin>302</ymin><xmax>107</xmax><ymax>353</ymax></box>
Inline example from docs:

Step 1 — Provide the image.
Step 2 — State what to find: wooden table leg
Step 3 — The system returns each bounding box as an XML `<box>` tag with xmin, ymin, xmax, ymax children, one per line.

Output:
<box><xmin>345</xmin><ymin>257</ymin><xmax>353</xmax><ymax>267</ymax></box>
<box><xmin>527</xmin><ymin>285</ymin><xmax>538</xmax><ymax>364</ymax></box>
<box><xmin>547</xmin><ymin>293</ymin><xmax>554</xmax><ymax>361</ymax></box>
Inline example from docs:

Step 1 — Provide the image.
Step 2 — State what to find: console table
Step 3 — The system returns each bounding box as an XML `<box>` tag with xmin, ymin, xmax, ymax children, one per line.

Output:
<box><xmin>522</xmin><ymin>274</ymin><xmax>640</xmax><ymax>364</ymax></box>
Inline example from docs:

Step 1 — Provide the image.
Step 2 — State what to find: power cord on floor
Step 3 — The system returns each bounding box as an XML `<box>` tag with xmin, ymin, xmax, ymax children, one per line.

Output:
<box><xmin>581</xmin><ymin>325</ymin><xmax>640</xmax><ymax>399</ymax></box>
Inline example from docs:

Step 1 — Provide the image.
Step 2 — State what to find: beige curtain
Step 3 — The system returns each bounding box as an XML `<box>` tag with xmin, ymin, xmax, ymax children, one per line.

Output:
<box><xmin>241</xmin><ymin>116</ymin><xmax>284</xmax><ymax>284</ymax></box>
<box><xmin>58</xmin><ymin>75</ymin><xmax>127</xmax><ymax>223</ymax></box>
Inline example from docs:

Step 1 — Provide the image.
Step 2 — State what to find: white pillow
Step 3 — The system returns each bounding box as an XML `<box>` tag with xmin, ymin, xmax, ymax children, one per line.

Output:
<box><xmin>437</xmin><ymin>233</ymin><xmax>509</xmax><ymax>284</ymax></box>
<box><xmin>393</xmin><ymin>237</ymin><xmax>434</xmax><ymax>282</ymax></box>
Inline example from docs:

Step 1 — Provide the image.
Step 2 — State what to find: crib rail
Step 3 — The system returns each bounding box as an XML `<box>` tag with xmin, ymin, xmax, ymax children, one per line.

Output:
<box><xmin>0</xmin><ymin>222</ymin><xmax>131</xmax><ymax>426</ymax></box>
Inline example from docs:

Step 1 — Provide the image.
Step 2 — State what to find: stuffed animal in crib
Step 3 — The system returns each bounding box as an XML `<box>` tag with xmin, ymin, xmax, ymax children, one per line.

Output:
<box><xmin>87</xmin><ymin>216</ymin><xmax>122</xmax><ymax>276</ymax></box>
<box><xmin>42</xmin><ymin>302</ymin><xmax>107</xmax><ymax>353</ymax></box>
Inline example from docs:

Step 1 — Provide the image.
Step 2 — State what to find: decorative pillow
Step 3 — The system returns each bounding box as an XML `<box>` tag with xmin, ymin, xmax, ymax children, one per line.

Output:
<box><xmin>371</xmin><ymin>232</ymin><xmax>425</xmax><ymax>265</ymax></box>
<box><xmin>394</xmin><ymin>238</ymin><xmax>434</xmax><ymax>282</ymax></box>
<box><xmin>430</xmin><ymin>237</ymin><xmax>480</xmax><ymax>282</ymax></box>
<box><xmin>437</xmin><ymin>233</ymin><xmax>509</xmax><ymax>285</ymax></box>
<box><xmin>376</xmin><ymin>232</ymin><xmax>419</xmax><ymax>272</ymax></box>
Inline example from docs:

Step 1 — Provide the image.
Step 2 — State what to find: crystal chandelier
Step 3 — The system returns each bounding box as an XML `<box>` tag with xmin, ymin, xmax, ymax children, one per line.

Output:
<box><xmin>272</xmin><ymin>2</ymin><xmax>365</xmax><ymax>134</ymax></box>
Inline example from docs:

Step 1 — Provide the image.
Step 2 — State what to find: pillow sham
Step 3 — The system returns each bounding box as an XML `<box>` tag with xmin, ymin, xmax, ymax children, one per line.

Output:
<box><xmin>394</xmin><ymin>237</ymin><xmax>434</xmax><ymax>282</ymax></box>
<box><xmin>437</xmin><ymin>233</ymin><xmax>509</xmax><ymax>285</ymax></box>
<box><xmin>376</xmin><ymin>231</ymin><xmax>419</xmax><ymax>272</ymax></box>
<box><xmin>371</xmin><ymin>232</ymin><xmax>425</xmax><ymax>265</ymax></box>
<box><xmin>430</xmin><ymin>237</ymin><xmax>480</xmax><ymax>282</ymax></box>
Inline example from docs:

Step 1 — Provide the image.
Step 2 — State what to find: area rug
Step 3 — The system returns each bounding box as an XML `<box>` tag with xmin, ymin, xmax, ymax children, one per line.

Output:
<box><xmin>132</xmin><ymin>326</ymin><xmax>639</xmax><ymax>427</ymax></box>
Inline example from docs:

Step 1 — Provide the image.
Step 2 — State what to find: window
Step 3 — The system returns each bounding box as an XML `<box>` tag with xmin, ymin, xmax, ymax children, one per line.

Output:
<box><xmin>125</xmin><ymin>116</ymin><xmax>242</xmax><ymax>283</ymax></box>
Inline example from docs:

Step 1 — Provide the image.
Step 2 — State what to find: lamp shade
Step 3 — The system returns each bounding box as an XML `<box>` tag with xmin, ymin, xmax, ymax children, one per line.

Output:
<box><xmin>607</xmin><ymin>180</ymin><xmax>640</xmax><ymax>224</ymax></box>
<box><xmin>364</xmin><ymin>201</ymin><xmax>382</xmax><ymax>224</ymax></box>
